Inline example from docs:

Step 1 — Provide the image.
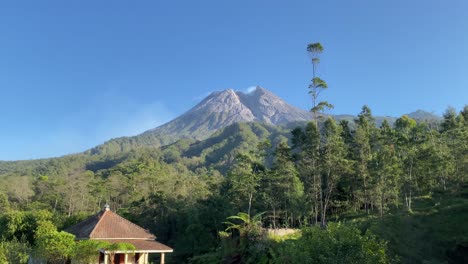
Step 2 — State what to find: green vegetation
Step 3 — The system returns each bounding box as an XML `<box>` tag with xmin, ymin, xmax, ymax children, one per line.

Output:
<box><xmin>191</xmin><ymin>219</ymin><xmax>390</xmax><ymax>264</ymax></box>
<box><xmin>0</xmin><ymin>43</ymin><xmax>466</xmax><ymax>263</ymax></box>
<box><xmin>356</xmin><ymin>193</ymin><xmax>468</xmax><ymax>263</ymax></box>
<box><xmin>273</xmin><ymin>224</ymin><xmax>390</xmax><ymax>264</ymax></box>
<box><xmin>0</xmin><ymin>207</ymin><xmax>138</xmax><ymax>263</ymax></box>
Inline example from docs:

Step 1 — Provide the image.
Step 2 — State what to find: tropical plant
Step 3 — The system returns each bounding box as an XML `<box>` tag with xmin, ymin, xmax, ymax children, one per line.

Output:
<box><xmin>103</xmin><ymin>242</ymin><xmax>136</xmax><ymax>264</ymax></box>
<box><xmin>223</xmin><ymin>212</ymin><xmax>267</xmax><ymax>263</ymax></box>
<box><xmin>73</xmin><ymin>240</ymin><xmax>110</xmax><ymax>264</ymax></box>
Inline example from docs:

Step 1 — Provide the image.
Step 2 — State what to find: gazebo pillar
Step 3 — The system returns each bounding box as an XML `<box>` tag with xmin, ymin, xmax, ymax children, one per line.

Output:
<box><xmin>160</xmin><ymin>253</ymin><xmax>165</xmax><ymax>264</ymax></box>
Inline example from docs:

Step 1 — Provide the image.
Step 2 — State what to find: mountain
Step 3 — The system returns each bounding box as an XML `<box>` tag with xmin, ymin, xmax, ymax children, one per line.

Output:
<box><xmin>407</xmin><ymin>110</ymin><xmax>440</xmax><ymax>121</ymax></box>
<box><xmin>88</xmin><ymin>87</ymin><xmax>442</xmax><ymax>156</ymax></box>
<box><xmin>333</xmin><ymin>110</ymin><xmax>440</xmax><ymax>128</ymax></box>
<box><xmin>88</xmin><ymin>87</ymin><xmax>312</xmax><ymax>155</ymax></box>
<box><xmin>144</xmin><ymin>86</ymin><xmax>311</xmax><ymax>139</ymax></box>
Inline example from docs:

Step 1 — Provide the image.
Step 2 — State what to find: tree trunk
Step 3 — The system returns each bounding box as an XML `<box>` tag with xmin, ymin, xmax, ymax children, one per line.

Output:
<box><xmin>248</xmin><ymin>193</ymin><xmax>253</xmax><ymax>218</ymax></box>
<box><xmin>273</xmin><ymin>206</ymin><xmax>276</xmax><ymax>229</ymax></box>
<box><xmin>364</xmin><ymin>175</ymin><xmax>368</xmax><ymax>214</ymax></box>
<box><xmin>408</xmin><ymin>159</ymin><xmax>413</xmax><ymax>211</ymax></box>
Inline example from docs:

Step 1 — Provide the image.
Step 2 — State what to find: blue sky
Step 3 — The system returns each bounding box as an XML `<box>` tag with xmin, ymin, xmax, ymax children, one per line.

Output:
<box><xmin>0</xmin><ymin>0</ymin><xmax>467</xmax><ymax>160</ymax></box>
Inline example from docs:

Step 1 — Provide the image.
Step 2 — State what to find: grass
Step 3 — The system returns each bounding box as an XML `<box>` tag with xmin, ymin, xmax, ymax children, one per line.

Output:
<box><xmin>347</xmin><ymin>192</ymin><xmax>468</xmax><ymax>263</ymax></box>
<box><xmin>266</xmin><ymin>229</ymin><xmax>301</xmax><ymax>242</ymax></box>
<box><xmin>263</xmin><ymin>188</ymin><xmax>468</xmax><ymax>263</ymax></box>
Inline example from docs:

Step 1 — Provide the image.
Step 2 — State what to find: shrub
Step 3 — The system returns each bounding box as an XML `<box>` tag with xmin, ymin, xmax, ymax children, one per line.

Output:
<box><xmin>272</xmin><ymin>223</ymin><xmax>390</xmax><ymax>264</ymax></box>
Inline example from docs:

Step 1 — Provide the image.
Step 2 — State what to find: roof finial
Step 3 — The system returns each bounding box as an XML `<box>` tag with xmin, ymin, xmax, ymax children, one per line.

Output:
<box><xmin>104</xmin><ymin>203</ymin><xmax>110</xmax><ymax>211</ymax></box>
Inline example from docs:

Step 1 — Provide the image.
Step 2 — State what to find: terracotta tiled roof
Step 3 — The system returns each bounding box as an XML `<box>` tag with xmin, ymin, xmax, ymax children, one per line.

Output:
<box><xmin>99</xmin><ymin>239</ymin><xmax>173</xmax><ymax>252</ymax></box>
<box><xmin>65</xmin><ymin>208</ymin><xmax>155</xmax><ymax>239</ymax></box>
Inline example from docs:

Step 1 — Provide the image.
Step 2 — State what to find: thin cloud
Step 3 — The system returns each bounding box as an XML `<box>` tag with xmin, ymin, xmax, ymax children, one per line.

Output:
<box><xmin>245</xmin><ymin>86</ymin><xmax>257</xmax><ymax>94</ymax></box>
<box><xmin>3</xmin><ymin>89</ymin><xmax>175</xmax><ymax>160</ymax></box>
<box><xmin>82</xmin><ymin>89</ymin><xmax>174</xmax><ymax>139</ymax></box>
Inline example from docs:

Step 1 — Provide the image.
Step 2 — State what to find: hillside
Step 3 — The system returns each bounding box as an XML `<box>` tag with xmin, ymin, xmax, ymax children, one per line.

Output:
<box><xmin>86</xmin><ymin>86</ymin><xmax>440</xmax><ymax>156</ymax></box>
<box><xmin>354</xmin><ymin>191</ymin><xmax>468</xmax><ymax>263</ymax></box>
<box><xmin>87</xmin><ymin>87</ymin><xmax>312</xmax><ymax>155</ymax></box>
<box><xmin>0</xmin><ymin>122</ymin><xmax>286</xmax><ymax>179</ymax></box>
<box><xmin>0</xmin><ymin>103</ymin><xmax>465</xmax><ymax>264</ymax></box>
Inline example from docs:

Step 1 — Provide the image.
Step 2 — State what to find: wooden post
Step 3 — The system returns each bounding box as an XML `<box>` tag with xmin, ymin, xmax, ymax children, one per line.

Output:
<box><xmin>104</xmin><ymin>253</ymin><xmax>109</xmax><ymax>264</ymax></box>
<box><xmin>160</xmin><ymin>253</ymin><xmax>165</xmax><ymax>264</ymax></box>
<box><xmin>124</xmin><ymin>253</ymin><xmax>128</xmax><ymax>264</ymax></box>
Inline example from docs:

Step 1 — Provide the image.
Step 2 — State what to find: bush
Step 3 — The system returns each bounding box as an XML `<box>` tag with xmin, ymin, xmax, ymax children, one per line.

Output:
<box><xmin>272</xmin><ymin>223</ymin><xmax>390</xmax><ymax>264</ymax></box>
<box><xmin>0</xmin><ymin>239</ymin><xmax>30</xmax><ymax>264</ymax></box>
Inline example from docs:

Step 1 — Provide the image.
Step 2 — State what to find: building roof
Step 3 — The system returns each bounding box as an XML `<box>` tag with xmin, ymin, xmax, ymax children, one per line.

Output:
<box><xmin>66</xmin><ymin>207</ymin><xmax>155</xmax><ymax>239</ymax></box>
<box><xmin>65</xmin><ymin>206</ymin><xmax>173</xmax><ymax>252</ymax></box>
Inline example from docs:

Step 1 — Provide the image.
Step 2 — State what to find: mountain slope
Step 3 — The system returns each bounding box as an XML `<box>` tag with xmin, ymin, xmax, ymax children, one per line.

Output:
<box><xmin>145</xmin><ymin>86</ymin><xmax>311</xmax><ymax>140</ymax></box>
<box><xmin>236</xmin><ymin>87</ymin><xmax>312</xmax><ymax>124</ymax></box>
<box><xmin>88</xmin><ymin>87</ymin><xmax>312</xmax><ymax>155</ymax></box>
<box><xmin>88</xmin><ymin>87</ymin><xmax>442</xmax><ymax>156</ymax></box>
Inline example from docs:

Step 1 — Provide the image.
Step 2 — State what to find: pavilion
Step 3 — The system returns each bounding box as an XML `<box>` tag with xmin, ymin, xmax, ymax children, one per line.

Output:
<box><xmin>66</xmin><ymin>205</ymin><xmax>173</xmax><ymax>264</ymax></box>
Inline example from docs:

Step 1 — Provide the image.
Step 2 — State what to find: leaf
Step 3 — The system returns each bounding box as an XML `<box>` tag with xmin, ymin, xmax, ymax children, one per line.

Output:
<box><xmin>307</xmin><ymin>43</ymin><xmax>324</xmax><ymax>53</ymax></box>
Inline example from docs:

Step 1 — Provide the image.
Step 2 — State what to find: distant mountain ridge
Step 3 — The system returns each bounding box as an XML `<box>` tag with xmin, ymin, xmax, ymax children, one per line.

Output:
<box><xmin>88</xmin><ymin>86</ymin><xmax>440</xmax><ymax>155</ymax></box>
<box><xmin>406</xmin><ymin>110</ymin><xmax>440</xmax><ymax>121</ymax></box>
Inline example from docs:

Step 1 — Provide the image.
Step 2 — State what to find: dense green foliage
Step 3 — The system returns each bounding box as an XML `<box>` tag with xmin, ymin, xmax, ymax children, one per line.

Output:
<box><xmin>357</xmin><ymin>192</ymin><xmax>468</xmax><ymax>263</ymax></box>
<box><xmin>0</xmin><ymin>239</ymin><xmax>30</xmax><ymax>263</ymax></box>
<box><xmin>0</xmin><ymin>42</ymin><xmax>465</xmax><ymax>263</ymax></box>
<box><xmin>191</xmin><ymin>219</ymin><xmax>390</xmax><ymax>264</ymax></box>
<box><xmin>273</xmin><ymin>224</ymin><xmax>389</xmax><ymax>264</ymax></box>
<box><xmin>0</xmin><ymin>104</ymin><xmax>466</xmax><ymax>263</ymax></box>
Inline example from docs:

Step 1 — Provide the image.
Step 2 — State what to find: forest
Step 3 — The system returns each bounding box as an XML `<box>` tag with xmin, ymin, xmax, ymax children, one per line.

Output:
<box><xmin>1</xmin><ymin>104</ymin><xmax>467</xmax><ymax>263</ymax></box>
<box><xmin>0</xmin><ymin>44</ymin><xmax>467</xmax><ymax>264</ymax></box>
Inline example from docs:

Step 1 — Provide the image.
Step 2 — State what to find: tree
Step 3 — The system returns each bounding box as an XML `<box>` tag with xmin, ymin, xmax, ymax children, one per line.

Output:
<box><xmin>319</xmin><ymin>118</ymin><xmax>351</xmax><ymax>225</ymax></box>
<box><xmin>353</xmin><ymin>106</ymin><xmax>376</xmax><ymax>213</ymax></box>
<box><xmin>34</xmin><ymin>220</ymin><xmax>76</xmax><ymax>264</ymax></box>
<box><xmin>0</xmin><ymin>239</ymin><xmax>30</xmax><ymax>264</ymax></box>
<box><xmin>227</xmin><ymin>152</ymin><xmax>263</xmax><ymax>217</ymax></box>
<box><xmin>224</xmin><ymin>212</ymin><xmax>264</xmax><ymax>238</ymax></box>
<box><xmin>0</xmin><ymin>192</ymin><xmax>9</xmax><ymax>212</ymax></box>
<box><xmin>6</xmin><ymin>176</ymin><xmax>34</xmax><ymax>207</ymax></box>
<box><xmin>307</xmin><ymin>42</ymin><xmax>333</xmax><ymax>125</ymax></box>
<box><xmin>263</xmin><ymin>141</ymin><xmax>304</xmax><ymax>228</ymax></box>
<box><xmin>0</xmin><ymin>209</ymin><xmax>53</xmax><ymax>244</ymax></box>
<box><xmin>292</xmin><ymin>122</ymin><xmax>321</xmax><ymax>224</ymax></box>
<box><xmin>460</xmin><ymin>105</ymin><xmax>468</xmax><ymax>123</ymax></box>
<box><xmin>395</xmin><ymin>115</ymin><xmax>418</xmax><ymax>211</ymax></box>
<box><xmin>371</xmin><ymin>120</ymin><xmax>401</xmax><ymax>216</ymax></box>
<box><xmin>0</xmin><ymin>246</ymin><xmax>6</xmax><ymax>264</ymax></box>
<box><xmin>441</xmin><ymin>107</ymin><xmax>458</xmax><ymax>132</ymax></box>
<box><xmin>223</xmin><ymin>212</ymin><xmax>266</xmax><ymax>263</ymax></box>
<box><xmin>304</xmin><ymin>42</ymin><xmax>335</xmax><ymax>226</ymax></box>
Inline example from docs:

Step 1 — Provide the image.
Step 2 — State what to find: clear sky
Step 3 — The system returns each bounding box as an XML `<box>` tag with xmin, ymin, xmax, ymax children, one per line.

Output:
<box><xmin>0</xmin><ymin>0</ymin><xmax>467</xmax><ymax>160</ymax></box>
